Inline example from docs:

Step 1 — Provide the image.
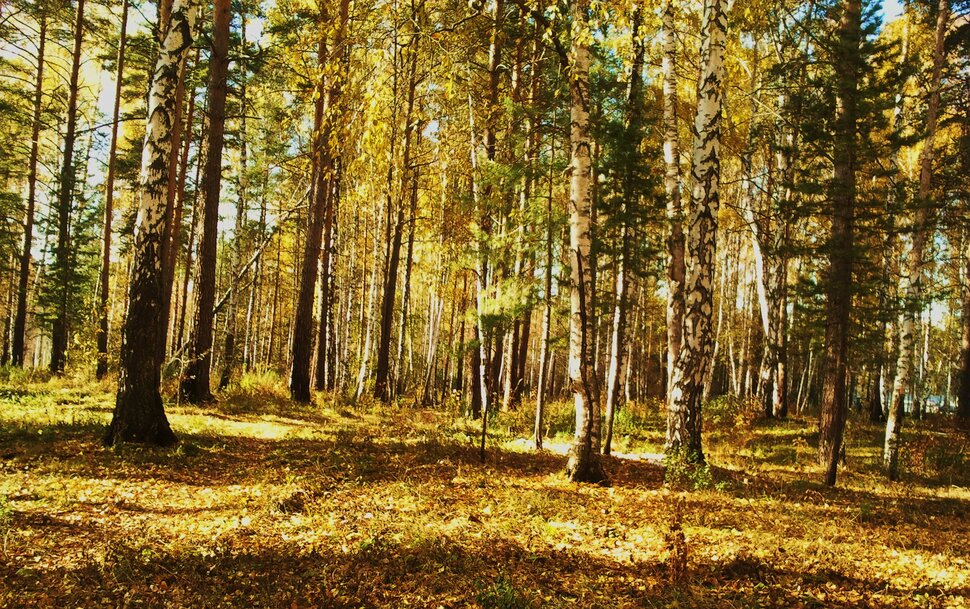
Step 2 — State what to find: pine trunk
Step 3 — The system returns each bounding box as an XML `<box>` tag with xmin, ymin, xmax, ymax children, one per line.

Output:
<box><xmin>818</xmin><ymin>0</ymin><xmax>861</xmax><ymax>486</ymax></box>
<box><xmin>12</xmin><ymin>15</ymin><xmax>46</xmax><ymax>368</ymax></box>
<box><xmin>180</xmin><ymin>0</ymin><xmax>230</xmax><ymax>403</ymax></box>
<box><xmin>50</xmin><ymin>0</ymin><xmax>86</xmax><ymax>374</ymax></box>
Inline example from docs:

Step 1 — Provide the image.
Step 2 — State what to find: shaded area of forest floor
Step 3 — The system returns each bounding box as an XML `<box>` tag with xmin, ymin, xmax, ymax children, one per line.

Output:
<box><xmin>0</xmin><ymin>373</ymin><xmax>968</xmax><ymax>608</ymax></box>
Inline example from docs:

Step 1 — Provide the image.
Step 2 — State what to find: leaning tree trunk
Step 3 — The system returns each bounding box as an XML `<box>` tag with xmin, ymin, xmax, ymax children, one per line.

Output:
<box><xmin>662</xmin><ymin>0</ymin><xmax>686</xmax><ymax>404</ymax></box>
<box><xmin>564</xmin><ymin>0</ymin><xmax>605</xmax><ymax>484</ymax></box>
<box><xmin>179</xmin><ymin>0</ymin><xmax>230</xmax><ymax>404</ymax></box>
<box><xmin>50</xmin><ymin>0</ymin><xmax>86</xmax><ymax>374</ymax></box>
<box><xmin>12</xmin><ymin>14</ymin><xmax>46</xmax><ymax>368</ymax></box>
<box><xmin>884</xmin><ymin>0</ymin><xmax>948</xmax><ymax>480</ymax></box>
<box><xmin>106</xmin><ymin>0</ymin><xmax>196</xmax><ymax>446</ymax></box>
<box><xmin>97</xmin><ymin>0</ymin><xmax>129</xmax><ymax>379</ymax></box>
<box><xmin>666</xmin><ymin>0</ymin><xmax>729</xmax><ymax>464</ymax></box>
<box><xmin>818</xmin><ymin>0</ymin><xmax>861</xmax><ymax>486</ymax></box>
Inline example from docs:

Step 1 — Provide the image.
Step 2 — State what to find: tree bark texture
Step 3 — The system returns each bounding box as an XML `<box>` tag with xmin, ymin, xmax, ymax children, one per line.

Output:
<box><xmin>565</xmin><ymin>0</ymin><xmax>605</xmax><ymax>484</ymax></box>
<box><xmin>106</xmin><ymin>0</ymin><xmax>196</xmax><ymax>446</ymax></box>
<box><xmin>180</xmin><ymin>0</ymin><xmax>230</xmax><ymax>403</ymax></box>
<box><xmin>818</xmin><ymin>0</ymin><xmax>861</xmax><ymax>486</ymax></box>
<box><xmin>666</xmin><ymin>0</ymin><xmax>729</xmax><ymax>464</ymax></box>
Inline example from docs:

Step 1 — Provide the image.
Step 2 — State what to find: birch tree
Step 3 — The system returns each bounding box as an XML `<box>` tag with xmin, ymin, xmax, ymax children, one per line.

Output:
<box><xmin>666</xmin><ymin>0</ymin><xmax>730</xmax><ymax>464</ymax></box>
<box><xmin>106</xmin><ymin>0</ymin><xmax>196</xmax><ymax>446</ymax></box>
<box><xmin>564</xmin><ymin>0</ymin><xmax>604</xmax><ymax>483</ymax></box>
<box><xmin>884</xmin><ymin>0</ymin><xmax>949</xmax><ymax>480</ymax></box>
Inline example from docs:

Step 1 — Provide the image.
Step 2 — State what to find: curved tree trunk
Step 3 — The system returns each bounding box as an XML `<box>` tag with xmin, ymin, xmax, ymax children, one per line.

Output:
<box><xmin>603</xmin><ymin>4</ymin><xmax>644</xmax><ymax>456</ymax></box>
<box><xmin>106</xmin><ymin>0</ymin><xmax>196</xmax><ymax>446</ymax></box>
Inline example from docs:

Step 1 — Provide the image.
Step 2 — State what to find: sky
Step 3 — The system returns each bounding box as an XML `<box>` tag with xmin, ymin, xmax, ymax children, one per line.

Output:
<box><xmin>883</xmin><ymin>0</ymin><xmax>904</xmax><ymax>22</ymax></box>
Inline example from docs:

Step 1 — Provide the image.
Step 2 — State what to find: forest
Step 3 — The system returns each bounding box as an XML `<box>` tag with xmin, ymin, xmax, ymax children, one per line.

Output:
<box><xmin>0</xmin><ymin>0</ymin><xmax>969</xmax><ymax>605</ymax></box>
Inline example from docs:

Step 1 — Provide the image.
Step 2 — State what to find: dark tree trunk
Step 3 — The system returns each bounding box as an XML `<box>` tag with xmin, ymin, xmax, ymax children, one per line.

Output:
<box><xmin>13</xmin><ymin>14</ymin><xmax>46</xmax><ymax>368</ymax></box>
<box><xmin>180</xmin><ymin>0</ymin><xmax>231</xmax><ymax>403</ymax></box>
<box><xmin>818</xmin><ymin>0</ymin><xmax>860</xmax><ymax>486</ymax></box>
<box><xmin>291</xmin><ymin>62</ymin><xmax>331</xmax><ymax>401</ymax></box>
<box><xmin>96</xmin><ymin>0</ymin><xmax>129</xmax><ymax>379</ymax></box>
<box><xmin>106</xmin><ymin>0</ymin><xmax>196</xmax><ymax>446</ymax></box>
<box><xmin>50</xmin><ymin>0</ymin><xmax>86</xmax><ymax>374</ymax></box>
<box><xmin>292</xmin><ymin>0</ymin><xmax>349</xmax><ymax>401</ymax></box>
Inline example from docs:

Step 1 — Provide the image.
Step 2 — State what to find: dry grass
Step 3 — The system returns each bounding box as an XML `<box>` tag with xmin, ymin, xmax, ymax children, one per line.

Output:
<box><xmin>0</xmin><ymin>372</ymin><xmax>967</xmax><ymax>608</ymax></box>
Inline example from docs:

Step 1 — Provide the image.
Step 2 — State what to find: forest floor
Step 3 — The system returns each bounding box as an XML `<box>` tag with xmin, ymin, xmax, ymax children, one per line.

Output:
<box><xmin>0</xmin><ymin>370</ymin><xmax>968</xmax><ymax>608</ymax></box>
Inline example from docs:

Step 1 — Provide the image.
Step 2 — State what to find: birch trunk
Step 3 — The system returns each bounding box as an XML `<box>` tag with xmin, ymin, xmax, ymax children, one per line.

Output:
<box><xmin>106</xmin><ymin>0</ymin><xmax>196</xmax><ymax>446</ymax></box>
<box><xmin>884</xmin><ymin>0</ymin><xmax>948</xmax><ymax>480</ymax></box>
<box><xmin>663</xmin><ymin>0</ymin><xmax>686</xmax><ymax>403</ymax></box>
<box><xmin>564</xmin><ymin>0</ymin><xmax>604</xmax><ymax>483</ymax></box>
<box><xmin>666</xmin><ymin>0</ymin><xmax>729</xmax><ymax>464</ymax></box>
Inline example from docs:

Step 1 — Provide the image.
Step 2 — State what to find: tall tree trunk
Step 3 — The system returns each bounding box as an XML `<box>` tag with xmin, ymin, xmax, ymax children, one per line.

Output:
<box><xmin>564</xmin><ymin>0</ymin><xmax>604</xmax><ymax>483</ymax></box>
<box><xmin>662</xmin><ymin>0</ymin><xmax>685</xmax><ymax>404</ymax></box>
<box><xmin>666</xmin><ymin>0</ymin><xmax>729</xmax><ymax>464</ymax></box>
<box><xmin>96</xmin><ymin>0</ymin><xmax>129</xmax><ymax>379</ymax></box>
<box><xmin>958</xmin><ymin>229</ymin><xmax>970</xmax><ymax>427</ymax></box>
<box><xmin>220</xmin><ymin>13</ymin><xmax>248</xmax><ymax>390</ymax></box>
<box><xmin>292</xmin><ymin>0</ymin><xmax>349</xmax><ymax>401</ymax></box>
<box><xmin>12</xmin><ymin>14</ymin><xmax>46</xmax><ymax>368</ymax></box>
<box><xmin>49</xmin><ymin>0</ymin><xmax>86</xmax><ymax>374</ymax></box>
<box><xmin>394</xmin><ymin>169</ymin><xmax>419</xmax><ymax>398</ymax></box>
<box><xmin>180</xmin><ymin>0</ymin><xmax>230</xmax><ymax>403</ymax></box>
<box><xmin>884</xmin><ymin>0</ymin><xmax>948</xmax><ymax>480</ymax></box>
<box><xmin>818</xmin><ymin>0</ymin><xmax>861</xmax><ymax>486</ymax></box>
<box><xmin>603</xmin><ymin>4</ymin><xmax>644</xmax><ymax>456</ymax></box>
<box><xmin>375</xmin><ymin>26</ymin><xmax>419</xmax><ymax>403</ymax></box>
<box><xmin>534</xmin><ymin>134</ymin><xmax>555</xmax><ymax>449</ymax></box>
<box><xmin>106</xmin><ymin>0</ymin><xmax>196</xmax><ymax>446</ymax></box>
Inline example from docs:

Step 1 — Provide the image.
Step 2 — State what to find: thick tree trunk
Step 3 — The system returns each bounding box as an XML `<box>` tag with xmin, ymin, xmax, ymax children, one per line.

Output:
<box><xmin>96</xmin><ymin>0</ymin><xmax>129</xmax><ymax>379</ymax></box>
<box><xmin>662</xmin><ymin>0</ymin><xmax>686</xmax><ymax>403</ymax></box>
<box><xmin>180</xmin><ymin>0</ymin><xmax>230</xmax><ymax>403</ymax></box>
<box><xmin>666</xmin><ymin>0</ymin><xmax>729</xmax><ymax>464</ymax></box>
<box><xmin>818</xmin><ymin>0</ymin><xmax>861</xmax><ymax>486</ymax></box>
<box><xmin>884</xmin><ymin>0</ymin><xmax>948</xmax><ymax>480</ymax></box>
<box><xmin>50</xmin><ymin>0</ymin><xmax>86</xmax><ymax>374</ymax></box>
<box><xmin>565</xmin><ymin>0</ymin><xmax>604</xmax><ymax>484</ymax></box>
<box><xmin>12</xmin><ymin>15</ymin><xmax>46</xmax><ymax>368</ymax></box>
<box><xmin>106</xmin><ymin>0</ymin><xmax>196</xmax><ymax>446</ymax></box>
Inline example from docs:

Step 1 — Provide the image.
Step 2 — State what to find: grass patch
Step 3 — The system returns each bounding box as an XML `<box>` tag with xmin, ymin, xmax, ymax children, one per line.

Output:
<box><xmin>0</xmin><ymin>376</ymin><xmax>968</xmax><ymax>608</ymax></box>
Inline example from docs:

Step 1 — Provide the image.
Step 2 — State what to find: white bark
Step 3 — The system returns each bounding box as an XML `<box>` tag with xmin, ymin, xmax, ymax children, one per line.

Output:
<box><xmin>666</xmin><ymin>0</ymin><xmax>730</xmax><ymax>461</ymax></box>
